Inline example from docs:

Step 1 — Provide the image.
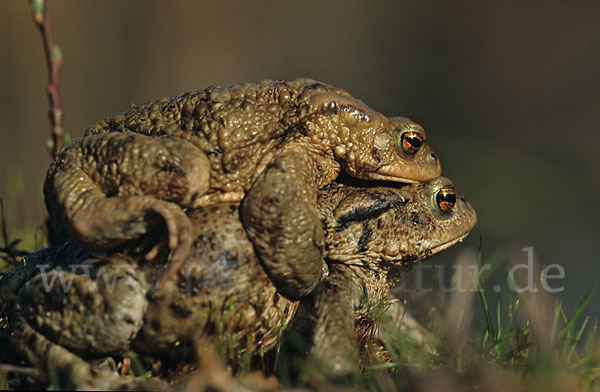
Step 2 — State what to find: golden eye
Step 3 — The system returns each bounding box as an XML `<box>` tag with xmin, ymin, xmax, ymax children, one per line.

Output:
<box><xmin>436</xmin><ymin>186</ymin><xmax>456</xmax><ymax>213</ymax></box>
<box><xmin>400</xmin><ymin>131</ymin><xmax>423</xmax><ymax>155</ymax></box>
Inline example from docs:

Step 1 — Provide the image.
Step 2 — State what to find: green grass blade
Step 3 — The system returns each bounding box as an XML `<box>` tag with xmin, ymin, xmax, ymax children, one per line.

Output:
<box><xmin>566</xmin><ymin>316</ymin><xmax>590</xmax><ymax>362</ymax></box>
<box><xmin>560</xmin><ymin>285</ymin><xmax>597</xmax><ymax>338</ymax></box>
<box><xmin>496</xmin><ymin>300</ymin><xmax>502</xmax><ymax>341</ymax></box>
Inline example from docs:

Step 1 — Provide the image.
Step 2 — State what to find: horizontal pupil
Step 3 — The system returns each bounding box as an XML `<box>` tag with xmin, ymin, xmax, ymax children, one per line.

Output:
<box><xmin>437</xmin><ymin>189</ymin><xmax>456</xmax><ymax>211</ymax></box>
<box><xmin>406</xmin><ymin>135</ymin><xmax>422</xmax><ymax>147</ymax></box>
<box><xmin>441</xmin><ymin>193</ymin><xmax>455</xmax><ymax>202</ymax></box>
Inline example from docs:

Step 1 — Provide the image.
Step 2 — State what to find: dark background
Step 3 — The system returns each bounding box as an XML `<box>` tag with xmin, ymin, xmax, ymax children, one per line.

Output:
<box><xmin>1</xmin><ymin>1</ymin><xmax>599</xmax><ymax>320</ymax></box>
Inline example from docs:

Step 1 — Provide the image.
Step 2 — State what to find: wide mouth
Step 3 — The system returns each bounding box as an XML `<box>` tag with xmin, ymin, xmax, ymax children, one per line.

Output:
<box><xmin>368</xmin><ymin>160</ymin><xmax>440</xmax><ymax>183</ymax></box>
<box><xmin>430</xmin><ymin>231</ymin><xmax>472</xmax><ymax>255</ymax></box>
<box><xmin>326</xmin><ymin>230</ymin><xmax>474</xmax><ymax>267</ymax></box>
<box><xmin>366</xmin><ymin>172</ymin><xmax>419</xmax><ymax>183</ymax></box>
<box><xmin>334</xmin><ymin>172</ymin><xmax>416</xmax><ymax>189</ymax></box>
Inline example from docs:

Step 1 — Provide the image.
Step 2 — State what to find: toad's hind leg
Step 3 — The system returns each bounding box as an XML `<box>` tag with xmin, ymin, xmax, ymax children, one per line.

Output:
<box><xmin>11</xmin><ymin>319</ymin><xmax>165</xmax><ymax>389</ymax></box>
<box><xmin>7</xmin><ymin>253</ymin><xmax>154</xmax><ymax>389</ymax></box>
<box><xmin>12</xmin><ymin>318</ymin><xmax>103</xmax><ymax>388</ymax></box>
<box><xmin>44</xmin><ymin>132</ymin><xmax>210</xmax><ymax>285</ymax></box>
<box><xmin>241</xmin><ymin>146</ymin><xmax>337</xmax><ymax>299</ymax></box>
<box><xmin>15</xmin><ymin>254</ymin><xmax>149</xmax><ymax>355</ymax></box>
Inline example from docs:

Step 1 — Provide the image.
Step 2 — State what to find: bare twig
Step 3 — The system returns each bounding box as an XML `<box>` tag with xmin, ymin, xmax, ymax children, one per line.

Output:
<box><xmin>30</xmin><ymin>0</ymin><xmax>65</xmax><ymax>157</ymax></box>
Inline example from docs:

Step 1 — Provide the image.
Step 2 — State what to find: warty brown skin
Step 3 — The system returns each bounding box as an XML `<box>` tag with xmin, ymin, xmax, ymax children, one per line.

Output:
<box><xmin>44</xmin><ymin>78</ymin><xmax>441</xmax><ymax>298</ymax></box>
<box><xmin>309</xmin><ymin>176</ymin><xmax>476</xmax><ymax>371</ymax></box>
<box><xmin>2</xmin><ymin>177</ymin><xmax>474</xmax><ymax>386</ymax></box>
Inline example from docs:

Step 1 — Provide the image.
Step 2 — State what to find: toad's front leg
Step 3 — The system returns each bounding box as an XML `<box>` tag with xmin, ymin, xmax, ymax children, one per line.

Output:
<box><xmin>241</xmin><ymin>145</ymin><xmax>338</xmax><ymax>300</ymax></box>
<box><xmin>309</xmin><ymin>266</ymin><xmax>361</xmax><ymax>374</ymax></box>
<box><xmin>45</xmin><ymin>132</ymin><xmax>210</xmax><ymax>284</ymax></box>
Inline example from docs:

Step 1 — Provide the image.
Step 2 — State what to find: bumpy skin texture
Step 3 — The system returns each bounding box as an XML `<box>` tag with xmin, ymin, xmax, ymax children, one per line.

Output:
<box><xmin>309</xmin><ymin>176</ymin><xmax>477</xmax><ymax>371</ymax></box>
<box><xmin>134</xmin><ymin>205</ymin><xmax>298</xmax><ymax>359</ymax></box>
<box><xmin>0</xmin><ymin>244</ymin><xmax>160</xmax><ymax>390</ymax></box>
<box><xmin>2</xmin><ymin>177</ymin><xmax>474</xmax><ymax>386</ymax></box>
<box><xmin>45</xmin><ymin>79</ymin><xmax>441</xmax><ymax>297</ymax></box>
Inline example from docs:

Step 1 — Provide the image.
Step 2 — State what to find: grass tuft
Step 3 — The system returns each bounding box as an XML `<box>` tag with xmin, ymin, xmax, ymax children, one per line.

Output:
<box><xmin>0</xmin><ymin>230</ymin><xmax>599</xmax><ymax>390</ymax></box>
<box><xmin>0</xmin><ymin>199</ymin><xmax>31</xmax><ymax>277</ymax></box>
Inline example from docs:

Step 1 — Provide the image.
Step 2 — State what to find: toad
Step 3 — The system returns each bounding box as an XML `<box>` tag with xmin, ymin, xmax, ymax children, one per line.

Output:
<box><xmin>2</xmin><ymin>177</ymin><xmax>474</xmax><ymax>388</ymax></box>
<box><xmin>44</xmin><ymin>79</ymin><xmax>441</xmax><ymax>297</ymax></box>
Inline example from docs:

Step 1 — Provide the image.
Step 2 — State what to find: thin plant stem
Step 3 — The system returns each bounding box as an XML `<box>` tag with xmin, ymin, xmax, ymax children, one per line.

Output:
<box><xmin>31</xmin><ymin>0</ymin><xmax>65</xmax><ymax>157</ymax></box>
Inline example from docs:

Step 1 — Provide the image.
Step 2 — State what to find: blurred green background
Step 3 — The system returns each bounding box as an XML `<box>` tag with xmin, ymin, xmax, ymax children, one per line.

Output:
<box><xmin>1</xmin><ymin>1</ymin><xmax>599</xmax><ymax>319</ymax></box>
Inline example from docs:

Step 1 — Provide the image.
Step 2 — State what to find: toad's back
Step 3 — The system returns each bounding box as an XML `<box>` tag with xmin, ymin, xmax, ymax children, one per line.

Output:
<box><xmin>84</xmin><ymin>79</ymin><xmax>355</xmax><ymax>193</ymax></box>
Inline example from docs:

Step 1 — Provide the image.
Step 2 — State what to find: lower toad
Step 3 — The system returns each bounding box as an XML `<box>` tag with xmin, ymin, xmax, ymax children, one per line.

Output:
<box><xmin>1</xmin><ymin>177</ymin><xmax>475</xmax><ymax>388</ymax></box>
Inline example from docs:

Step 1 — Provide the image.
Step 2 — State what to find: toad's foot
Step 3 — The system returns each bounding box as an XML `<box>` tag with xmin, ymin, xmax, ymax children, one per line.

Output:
<box><xmin>242</xmin><ymin>146</ymin><xmax>336</xmax><ymax>300</ymax></box>
<box><xmin>66</xmin><ymin>196</ymin><xmax>194</xmax><ymax>287</ymax></box>
<box><xmin>45</xmin><ymin>132</ymin><xmax>210</xmax><ymax>284</ymax></box>
<box><xmin>377</xmin><ymin>299</ymin><xmax>434</xmax><ymax>355</ymax></box>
